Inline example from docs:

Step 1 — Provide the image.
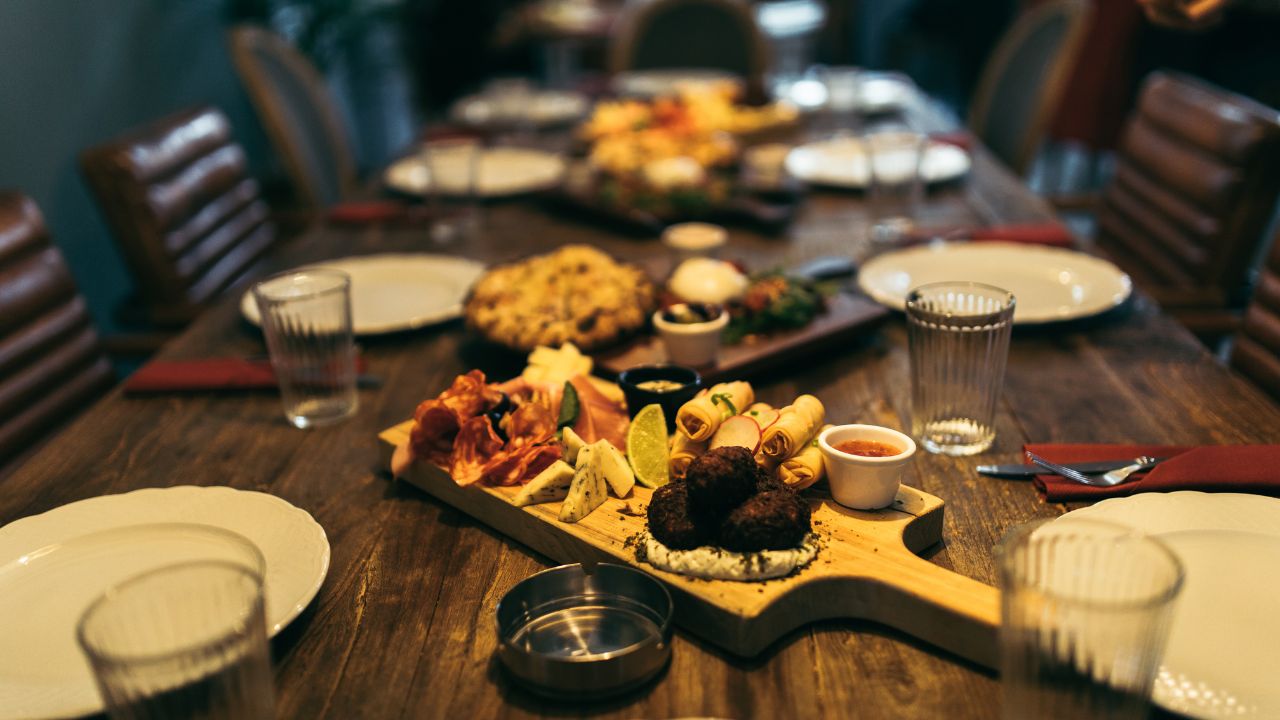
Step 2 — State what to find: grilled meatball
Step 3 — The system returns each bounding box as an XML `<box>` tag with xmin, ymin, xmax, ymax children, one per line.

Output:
<box><xmin>685</xmin><ymin>446</ymin><xmax>758</xmax><ymax>515</ymax></box>
<box><xmin>718</xmin><ymin>490</ymin><xmax>812</xmax><ymax>552</ymax></box>
<box><xmin>647</xmin><ymin>483</ymin><xmax>712</xmax><ymax>550</ymax></box>
<box><xmin>754</xmin><ymin>463</ymin><xmax>787</xmax><ymax>494</ymax></box>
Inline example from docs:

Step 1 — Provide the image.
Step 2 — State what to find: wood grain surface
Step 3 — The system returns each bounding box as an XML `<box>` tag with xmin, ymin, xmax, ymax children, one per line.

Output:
<box><xmin>379</xmin><ymin>421</ymin><xmax>999</xmax><ymax>667</ymax></box>
<box><xmin>3</xmin><ymin>104</ymin><xmax>1278</xmax><ymax>719</ymax></box>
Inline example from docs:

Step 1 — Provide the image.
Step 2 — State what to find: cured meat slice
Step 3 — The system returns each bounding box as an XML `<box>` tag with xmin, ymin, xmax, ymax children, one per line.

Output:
<box><xmin>450</xmin><ymin>416</ymin><xmax>505</xmax><ymax>486</ymax></box>
<box><xmin>480</xmin><ymin>444</ymin><xmax>562</xmax><ymax>487</ymax></box>
<box><xmin>506</xmin><ymin>401</ymin><xmax>557</xmax><ymax>448</ymax></box>
<box><xmin>569</xmin><ymin>376</ymin><xmax>629</xmax><ymax>450</ymax></box>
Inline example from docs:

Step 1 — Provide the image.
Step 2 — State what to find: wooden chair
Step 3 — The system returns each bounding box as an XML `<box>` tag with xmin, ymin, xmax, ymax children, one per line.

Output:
<box><xmin>967</xmin><ymin>0</ymin><xmax>1090</xmax><ymax>176</ymax></box>
<box><xmin>228</xmin><ymin>25</ymin><xmax>359</xmax><ymax>210</ymax></box>
<box><xmin>609</xmin><ymin>0</ymin><xmax>770</xmax><ymax>101</ymax></box>
<box><xmin>0</xmin><ymin>192</ymin><xmax>114</xmax><ymax>475</ymax></box>
<box><xmin>1230</xmin><ymin>227</ymin><xmax>1280</xmax><ymax>401</ymax></box>
<box><xmin>1094</xmin><ymin>71</ymin><xmax>1280</xmax><ymax>343</ymax></box>
<box><xmin>80</xmin><ymin>106</ymin><xmax>276</xmax><ymax>329</ymax></box>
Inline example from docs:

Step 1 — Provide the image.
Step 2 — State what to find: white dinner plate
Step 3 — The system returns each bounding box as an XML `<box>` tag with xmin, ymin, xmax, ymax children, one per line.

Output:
<box><xmin>784</xmin><ymin>136</ymin><xmax>970</xmax><ymax>188</ymax></box>
<box><xmin>856</xmin><ymin>73</ymin><xmax>916</xmax><ymax>114</ymax></box>
<box><xmin>857</xmin><ymin>242</ymin><xmax>1132</xmax><ymax>324</ymax></box>
<box><xmin>0</xmin><ymin>486</ymin><xmax>330</xmax><ymax>720</ymax></box>
<box><xmin>450</xmin><ymin>90</ymin><xmax>589</xmax><ymax>127</ymax></box>
<box><xmin>1053</xmin><ymin>492</ymin><xmax>1280</xmax><ymax>719</ymax></box>
<box><xmin>241</xmin><ymin>253</ymin><xmax>485</xmax><ymax>335</ymax></box>
<box><xmin>383</xmin><ymin>147</ymin><xmax>566</xmax><ymax>198</ymax></box>
<box><xmin>611</xmin><ymin>68</ymin><xmax>743</xmax><ymax>98</ymax></box>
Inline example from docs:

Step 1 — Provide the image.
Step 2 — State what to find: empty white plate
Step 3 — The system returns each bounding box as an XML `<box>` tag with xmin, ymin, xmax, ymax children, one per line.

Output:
<box><xmin>0</xmin><ymin>486</ymin><xmax>329</xmax><ymax>720</ymax></box>
<box><xmin>857</xmin><ymin>242</ymin><xmax>1132</xmax><ymax>324</ymax></box>
<box><xmin>785</xmin><ymin>136</ymin><xmax>970</xmax><ymax>188</ymax></box>
<box><xmin>451</xmin><ymin>90</ymin><xmax>589</xmax><ymax>127</ymax></box>
<box><xmin>242</xmin><ymin>254</ymin><xmax>485</xmax><ymax>335</ymax></box>
<box><xmin>1054</xmin><ymin>492</ymin><xmax>1280</xmax><ymax>718</ymax></box>
<box><xmin>384</xmin><ymin>147</ymin><xmax>566</xmax><ymax>198</ymax></box>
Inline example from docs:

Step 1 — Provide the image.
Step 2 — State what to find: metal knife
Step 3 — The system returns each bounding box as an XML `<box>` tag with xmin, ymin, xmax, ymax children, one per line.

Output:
<box><xmin>976</xmin><ymin>458</ymin><xmax>1167</xmax><ymax>478</ymax></box>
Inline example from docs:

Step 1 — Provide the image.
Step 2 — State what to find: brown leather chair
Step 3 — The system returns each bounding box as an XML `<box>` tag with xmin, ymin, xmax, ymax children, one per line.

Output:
<box><xmin>1094</xmin><ymin>71</ymin><xmax>1280</xmax><ymax>342</ymax></box>
<box><xmin>967</xmin><ymin>0</ymin><xmax>1090</xmax><ymax>176</ymax></box>
<box><xmin>0</xmin><ymin>192</ymin><xmax>114</xmax><ymax>474</ymax></box>
<box><xmin>228</xmin><ymin>25</ymin><xmax>359</xmax><ymax>210</ymax></box>
<box><xmin>1230</xmin><ymin>228</ymin><xmax>1280</xmax><ymax>400</ymax></box>
<box><xmin>80</xmin><ymin>106</ymin><xmax>276</xmax><ymax>328</ymax></box>
<box><xmin>609</xmin><ymin>0</ymin><xmax>770</xmax><ymax>102</ymax></box>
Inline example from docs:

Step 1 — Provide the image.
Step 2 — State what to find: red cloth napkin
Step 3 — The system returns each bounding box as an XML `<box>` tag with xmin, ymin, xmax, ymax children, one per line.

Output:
<box><xmin>124</xmin><ymin>358</ymin><xmax>367</xmax><ymax>394</ymax></box>
<box><xmin>1025</xmin><ymin>443</ymin><xmax>1280</xmax><ymax>502</ymax></box>
<box><xmin>906</xmin><ymin>222</ymin><xmax>1076</xmax><ymax>248</ymax></box>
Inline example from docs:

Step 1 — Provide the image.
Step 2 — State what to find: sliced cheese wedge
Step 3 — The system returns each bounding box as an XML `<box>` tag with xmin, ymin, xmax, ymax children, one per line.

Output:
<box><xmin>512</xmin><ymin>460</ymin><xmax>575</xmax><ymax>507</ymax></box>
<box><xmin>560</xmin><ymin>446</ymin><xmax>607</xmax><ymax>523</ymax></box>
<box><xmin>562</xmin><ymin>427</ymin><xmax>587</xmax><ymax>466</ymax></box>
<box><xmin>592</xmin><ymin>440</ymin><xmax>635</xmax><ymax>498</ymax></box>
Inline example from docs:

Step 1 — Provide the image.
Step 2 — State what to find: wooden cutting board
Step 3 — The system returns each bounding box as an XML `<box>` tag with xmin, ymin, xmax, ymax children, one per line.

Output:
<box><xmin>379</xmin><ymin>422</ymin><xmax>999</xmax><ymax>667</ymax></box>
<box><xmin>595</xmin><ymin>293</ymin><xmax>891</xmax><ymax>384</ymax></box>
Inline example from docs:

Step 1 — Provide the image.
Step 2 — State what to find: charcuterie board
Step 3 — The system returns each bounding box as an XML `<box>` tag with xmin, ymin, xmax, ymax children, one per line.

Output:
<box><xmin>379</xmin><ymin>421</ymin><xmax>999</xmax><ymax>667</ymax></box>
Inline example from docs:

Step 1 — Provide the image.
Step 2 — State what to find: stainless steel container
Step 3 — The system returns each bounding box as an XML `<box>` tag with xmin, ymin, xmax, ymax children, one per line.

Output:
<box><xmin>495</xmin><ymin>563</ymin><xmax>673</xmax><ymax>700</ymax></box>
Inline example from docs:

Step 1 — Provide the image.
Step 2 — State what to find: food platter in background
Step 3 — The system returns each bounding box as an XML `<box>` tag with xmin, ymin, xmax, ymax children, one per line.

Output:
<box><xmin>383</xmin><ymin>147</ymin><xmax>566</xmax><ymax>198</ymax></box>
<box><xmin>1052</xmin><ymin>492</ymin><xmax>1280</xmax><ymax>719</ymax></box>
<box><xmin>611</xmin><ymin>69</ymin><xmax>744</xmax><ymax>99</ymax></box>
<box><xmin>857</xmin><ymin>242</ymin><xmax>1132</xmax><ymax>324</ymax></box>
<box><xmin>784</xmin><ymin>136</ymin><xmax>970</xmax><ymax>188</ymax></box>
<box><xmin>241</xmin><ymin>254</ymin><xmax>486</xmax><ymax>335</ymax></box>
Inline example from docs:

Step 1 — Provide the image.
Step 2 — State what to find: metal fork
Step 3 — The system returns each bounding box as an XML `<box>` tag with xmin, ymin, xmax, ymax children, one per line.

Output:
<box><xmin>1025</xmin><ymin>451</ymin><xmax>1158</xmax><ymax>487</ymax></box>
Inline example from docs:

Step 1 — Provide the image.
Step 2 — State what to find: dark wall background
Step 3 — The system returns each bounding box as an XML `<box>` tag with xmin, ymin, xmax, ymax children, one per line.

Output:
<box><xmin>0</xmin><ymin>0</ymin><xmax>273</xmax><ymax>333</ymax></box>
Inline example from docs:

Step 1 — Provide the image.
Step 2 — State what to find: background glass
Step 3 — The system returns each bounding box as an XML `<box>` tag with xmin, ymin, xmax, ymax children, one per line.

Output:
<box><xmin>996</xmin><ymin>519</ymin><xmax>1184</xmax><ymax>720</ymax></box>
<box><xmin>864</xmin><ymin>126</ymin><xmax>926</xmax><ymax>245</ymax></box>
<box><xmin>907</xmin><ymin>281</ymin><xmax>1014</xmax><ymax>455</ymax></box>
<box><xmin>422</xmin><ymin>136</ymin><xmax>482</xmax><ymax>243</ymax></box>
<box><xmin>78</xmin><ymin>559</ymin><xmax>275</xmax><ymax>720</ymax></box>
<box><xmin>253</xmin><ymin>269</ymin><xmax>358</xmax><ymax>429</ymax></box>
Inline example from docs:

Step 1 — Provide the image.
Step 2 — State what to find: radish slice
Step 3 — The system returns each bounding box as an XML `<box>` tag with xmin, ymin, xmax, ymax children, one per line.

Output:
<box><xmin>709</xmin><ymin>415</ymin><xmax>763</xmax><ymax>454</ymax></box>
<box><xmin>744</xmin><ymin>405</ymin><xmax>780</xmax><ymax>431</ymax></box>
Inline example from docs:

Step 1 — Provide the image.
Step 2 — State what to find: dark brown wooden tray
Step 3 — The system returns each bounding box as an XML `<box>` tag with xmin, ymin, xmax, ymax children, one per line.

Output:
<box><xmin>595</xmin><ymin>291</ymin><xmax>891</xmax><ymax>382</ymax></box>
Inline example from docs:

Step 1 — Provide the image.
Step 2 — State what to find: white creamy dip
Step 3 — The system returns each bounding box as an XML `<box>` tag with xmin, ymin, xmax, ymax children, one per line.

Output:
<box><xmin>640</xmin><ymin>532</ymin><xmax>820</xmax><ymax>581</ymax></box>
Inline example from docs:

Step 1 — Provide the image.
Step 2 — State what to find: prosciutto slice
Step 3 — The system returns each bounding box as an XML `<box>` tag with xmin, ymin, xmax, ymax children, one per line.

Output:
<box><xmin>569</xmin><ymin>376</ymin><xmax>629</xmax><ymax>450</ymax></box>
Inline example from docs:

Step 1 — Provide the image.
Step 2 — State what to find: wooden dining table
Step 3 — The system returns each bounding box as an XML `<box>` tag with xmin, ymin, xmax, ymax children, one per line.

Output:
<box><xmin>5</xmin><ymin>119</ymin><xmax>1280</xmax><ymax>719</ymax></box>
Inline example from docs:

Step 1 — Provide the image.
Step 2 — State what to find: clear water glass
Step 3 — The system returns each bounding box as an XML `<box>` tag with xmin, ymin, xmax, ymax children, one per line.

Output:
<box><xmin>77</xmin><ymin>560</ymin><xmax>275</xmax><ymax>720</ymax></box>
<box><xmin>996</xmin><ymin>519</ymin><xmax>1184</xmax><ymax>720</ymax></box>
<box><xmin>422</xmin><ymin>136</ymin><xmax>482</xmax><ymax>243</ymax></box>
<box><xmin>253</xmin><ymin>269</ymin><xmax>358</xmax><ymax>429</ymax></box>
<box><xmin>864</xmin><ymin>127</ymin><xmax>926</xmax><ymax>245</ymax></box>
<box><xmin>907</xmin><ymin>281</ymin><xmax>1014</xmax><ymax>455</ymax></box>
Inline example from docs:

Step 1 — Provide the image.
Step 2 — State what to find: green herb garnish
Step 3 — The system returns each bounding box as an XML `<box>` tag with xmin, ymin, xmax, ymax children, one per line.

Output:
<box><xmin>557</xmin><ymin>381</ymin><xmax>580</xmax><ymax>428</ymax></box>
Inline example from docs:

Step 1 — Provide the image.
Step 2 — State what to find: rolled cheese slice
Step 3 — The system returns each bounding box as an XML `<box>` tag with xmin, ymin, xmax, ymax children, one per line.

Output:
<box><xmin>761</xmin><ymin>394</ymin><xmax>825</xmax><ymax>460</ymax></box>
<box><xmin>675</xmin><ymin>381</ymin><xmax>754</xmax><ymax>442</ymax></box>
<box><xmin>777</xmin><ymin>424</ymin><xmax>832</xmax><ymax>490</ymax></box>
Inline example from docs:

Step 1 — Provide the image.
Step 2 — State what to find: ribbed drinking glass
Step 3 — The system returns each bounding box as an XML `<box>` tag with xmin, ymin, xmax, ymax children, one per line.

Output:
<box><xmin>253</xmin><ymin>269</ymin><xmax>358</xmax><ymax>428</ymax></box>
<box><xmin>907</xmin><ymin>281</ymin><xmax>1014</xmax><ymax>455</ymax></box>
<box><xmin>996</xmin><ymin>519</ymin><xmax>1184</xmax><ymax>720</ymax></box>
<box><xmin>77</xmin><ymin>559</ymin><xmax>275</xmax><ymax>720</ymax></box>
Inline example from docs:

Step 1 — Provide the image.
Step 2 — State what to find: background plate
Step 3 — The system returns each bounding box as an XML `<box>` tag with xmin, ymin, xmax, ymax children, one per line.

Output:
<box><xmin>241</xmin><ymin>253</ymin><xmax>485</xmax><ymax>335</ymax></box>
<box><xmin>384</xmin><ymin>147</ymin><xmax>566</xmax><ymax>198</ymax></box>
<box><xmin>785</xmin><ymin>136</ymin><xmax>970</xmax><ymax>188</ymax></box>
<box><xmin>0</xmin><ymin>486</ymin><xmax>329</xmax><ymax>720</ymax></box>
<box><xmin>857</xmin><ymin>242</ymin><xmax>1131</xmax><ymax>324</ymax></box>
<box><xmin>1054</xmin><ymin>492</ymin><xmax>1280</xmax><ymax>719</ymax></box>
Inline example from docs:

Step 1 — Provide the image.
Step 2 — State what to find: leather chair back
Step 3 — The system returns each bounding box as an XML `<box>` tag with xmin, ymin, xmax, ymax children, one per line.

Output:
<box><xmin>80</xmin><ymin>106</ymin><xmax>276</xmax><ymax>328</ymax></box>
<box><xmin>228</xmin><ymin>25</ymin><xmax>358</xmax><ymax>209</ymax></box>
<box><xmin>609</xmin><ymin>0</ymin><xmax>769</xmax><ymax>101</ymax></box>
<box><xmin>968</xmin><ymin>0</ymin><xmax>1090</xmax><ymax>175</ymax></box>
<box><xmin>1230</xmin><ymin>228</ymin><xmax>1280</xmax><ymax>400</ymax></box>
<box><xmin>1095</xmin><ymin>72</ymin><xmax>1280</xmax><ymax>330</ymax></box>
<box><xmin>0</xmin><ymin>192</ymin><xmax>114</xmax><ymax>472</ymax></box>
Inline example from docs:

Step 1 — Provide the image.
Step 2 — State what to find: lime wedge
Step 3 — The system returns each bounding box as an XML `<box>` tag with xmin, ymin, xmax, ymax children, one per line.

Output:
<box><xmin>627</xmin><ymin>404</ymin><xmax>670</xmax><ymax>488</ymax></box>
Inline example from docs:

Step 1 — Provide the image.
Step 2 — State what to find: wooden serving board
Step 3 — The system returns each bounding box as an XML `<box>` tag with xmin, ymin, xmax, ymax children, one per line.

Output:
<box><xmin>595</xmin><ymin>293</ymin><xmax>891</xmax><ymax>384</ymax></box>
<box><xmin>380</xmin><ymin>422</ymin><xmax>999</xmax><ymax>667</ymax></box>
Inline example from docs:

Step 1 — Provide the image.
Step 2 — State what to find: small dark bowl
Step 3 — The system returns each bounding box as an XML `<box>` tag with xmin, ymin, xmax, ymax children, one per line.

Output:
<box><xmin>616</xmin><ymin>364</ymin><xmax>702</xmax><ymax>431</ymax></box>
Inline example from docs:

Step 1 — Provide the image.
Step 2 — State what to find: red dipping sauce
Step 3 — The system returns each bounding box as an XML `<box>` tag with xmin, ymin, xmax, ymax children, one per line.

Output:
<box><xmin>835</xmin><ymin>440</ymin><xmax>902</xmax><ymax>457</ymax></box>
